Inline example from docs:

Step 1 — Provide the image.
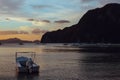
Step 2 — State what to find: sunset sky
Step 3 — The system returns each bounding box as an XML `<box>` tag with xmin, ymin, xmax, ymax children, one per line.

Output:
<box><xmin>0</xmin><ymin>0</ymin><xmax>120</xmax><ymax>41</ymax></box>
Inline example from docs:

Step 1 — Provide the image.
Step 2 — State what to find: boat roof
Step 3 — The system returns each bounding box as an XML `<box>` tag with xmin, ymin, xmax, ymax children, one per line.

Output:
<box><xmin>16</xmin><ymin>52</ymin><xmax>36</xmax><ymax>54</ymax></box>
<box><xmin>16</xmin><ymin>56</ymin><xmax>28</xmax><ymax>62</ymax></box>
<box><xmin>15</xmin><ymin>52</ymin><xmax>36</xmax><ymax>60</ymax></box>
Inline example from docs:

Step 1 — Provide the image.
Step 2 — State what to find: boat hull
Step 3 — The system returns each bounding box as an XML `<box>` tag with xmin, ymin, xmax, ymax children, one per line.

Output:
<box><xmin>16</xmin><ymin>62</ymin><xmax>39</xmax><ymax>73</ymax></box>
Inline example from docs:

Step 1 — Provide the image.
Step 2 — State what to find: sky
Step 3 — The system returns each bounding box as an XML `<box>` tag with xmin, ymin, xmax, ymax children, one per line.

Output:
<box><xmin>0</xmin><ymin>0</ymin><xmax>120</xmax><ymax>41</ymax></box>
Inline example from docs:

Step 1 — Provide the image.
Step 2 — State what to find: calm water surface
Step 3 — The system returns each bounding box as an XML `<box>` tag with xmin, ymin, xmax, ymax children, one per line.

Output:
<box><xmin>0</xmin><ymin>43</ymin><xmax>120</xmax><ymax>80</ymax></box>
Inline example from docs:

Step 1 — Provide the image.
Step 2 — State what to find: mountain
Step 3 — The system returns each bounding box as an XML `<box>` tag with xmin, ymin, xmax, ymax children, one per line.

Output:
<box><xmin>0</xmin><ymin>38</ymin><xmax>32</xmax><ymax>43</ymax></box>
<box><xmin>41</xmin><ymin>3</ymin><xmax>120</xmax><ymax>43</ymax></box>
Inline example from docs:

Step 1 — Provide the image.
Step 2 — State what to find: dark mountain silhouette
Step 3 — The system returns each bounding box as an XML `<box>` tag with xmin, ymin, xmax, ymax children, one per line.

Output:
<box><xmin>41</xmin><ymin>3</ymin><xmax>120</xmax><ymax>43</ymax></box>
<box><xmin>0</xmin><ymin>38</ymin><xmax>32</xmax><ymax>43</ymax></box>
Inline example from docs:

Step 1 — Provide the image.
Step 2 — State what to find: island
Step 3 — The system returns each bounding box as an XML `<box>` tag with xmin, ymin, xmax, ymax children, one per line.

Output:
<box><xmin>0</xmin><ymin>38</ymin><xmax>40</xmax><ymax>44</ymax></box>
<box><xmin>41</xmin><ymin>3</ymin><xmax>120</xmax><ymax>44</ymax></box>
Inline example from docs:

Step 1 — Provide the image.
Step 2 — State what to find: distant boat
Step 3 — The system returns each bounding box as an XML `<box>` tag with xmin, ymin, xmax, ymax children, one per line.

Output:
<box><xmin>0</xmin><ymin>42</ymin><xmax>2</xmax><ymax>45</ymax></box>
<box><xmin>63</xmin><ymin>43</ymin><xmax>68</xmax><ymax>45</ymax></box>
<box><xmin>19</xmin><ymin>42</ymin><xmax>24</xmax><ymax>45</ymax></box>
<box><xmin>33</xmin><ymin>40</ymin><xmax>40</xmax><ymax>44</ymax></box>
<box><xmin>15</xmin><ymin>52</ymin><xmax>39</xmax><ymax>73</ymax></box>
<box><xmin>35</xmin><ymin>42</ymin><xmax>40</xmax><ymax>44</ymax></box>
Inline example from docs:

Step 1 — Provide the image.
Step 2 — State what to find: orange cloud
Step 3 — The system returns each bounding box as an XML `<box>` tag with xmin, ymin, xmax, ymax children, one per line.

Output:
<box><xmin>0</xmin><ymin>30</ymin><xmax>29</xmax><ymax>35</ymax></box>
<box><xmin>32</xmin><ymin>28</ymin><xmax>47</xmax><ymax>34</ymax></box>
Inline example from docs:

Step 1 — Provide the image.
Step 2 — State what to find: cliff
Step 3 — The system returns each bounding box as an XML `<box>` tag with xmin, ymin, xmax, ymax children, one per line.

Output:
<box><xmin>41</xmin><ymin>3</ymin><xmax>120</xmax><ymax>43</ymax></box>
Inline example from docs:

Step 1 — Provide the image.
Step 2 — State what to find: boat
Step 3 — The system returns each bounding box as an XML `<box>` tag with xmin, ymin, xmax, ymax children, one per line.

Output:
<box><xmin>0</xmin><ymin>42</ymin><xmax>2</xmax><ymax>45</ymax></box>
<box><xmin>15</xmin><ymin>52</ymin><xmax>39</xmax><ymax>73</ymax></box>
<box><xmin>19</xmin><ymin>42</ymin><xmax>24</xmax><ymax>45</ymax></box>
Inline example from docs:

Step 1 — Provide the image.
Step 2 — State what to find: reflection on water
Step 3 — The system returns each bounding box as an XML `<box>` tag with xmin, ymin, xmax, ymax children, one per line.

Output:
<box><xmin>16</xmin><ymin>73</ymin><xmax>39</xmax><ymax>80</ymax></box>
<box><xmin>79</xmin><ymin>52</ymin><xmax>120</xmax><ymax>80</ymax></box>
<box><xmin>0</xmin><ymin>43</ymin><xmax>120</xmax><ymax>80</ymax></box>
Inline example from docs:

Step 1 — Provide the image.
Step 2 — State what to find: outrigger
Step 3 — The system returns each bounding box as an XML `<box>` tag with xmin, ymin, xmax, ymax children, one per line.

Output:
<box><xmin>15</xmin><ymin>52</ymin><xmax>39</xmax><ymax>73</ymax></box>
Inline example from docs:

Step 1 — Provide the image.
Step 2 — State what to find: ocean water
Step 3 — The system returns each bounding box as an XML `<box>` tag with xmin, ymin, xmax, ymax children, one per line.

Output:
<box><xmin>0</xmin><ymin>43</ymin><xmax>120</xmax><ymax>80</ymax></box>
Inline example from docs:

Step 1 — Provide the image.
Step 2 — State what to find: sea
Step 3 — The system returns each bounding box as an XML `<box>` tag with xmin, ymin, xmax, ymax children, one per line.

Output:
<box><xmin>0</xmin><ymin>43</ymin><xmax>120</xmax><ymax>80</ymax></box>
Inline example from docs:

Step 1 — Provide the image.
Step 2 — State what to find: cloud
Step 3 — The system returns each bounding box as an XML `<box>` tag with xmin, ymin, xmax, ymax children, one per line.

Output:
<box><xmin>31</xmin><ymin>5</ymin><xmax>52</xmax><ymax>9</ymax></box>
<box><xmin>0</xmin><ymin>30</ymin><xmax>28</xmax><ymax>35</ymax></box>
<box><xmin>5</xmin><ymin>18</ymin><xmax>10</xmax><ymax>20</ymax></box>
<box><xmin>81</xmin><ymin>0</ymin><xmax>96</xmax><ymax>3</ymax></box>
<box><xmin>6</xmin><ymin>17</ymin><xmax>51</xmax><ymax>24</ymax></box>
<box><xmin>19</xmin><ymin>26</ymin><xmax>32</xmax><ymax>31</ymax></box>
<box><xmin>27</xmin><ymin>18</ymin><xmax>36</xmax><ymax>21</ymax></box>
<box><xmin>32</xmin><ymin>28</ymin><xmax>47</xmax><ymax>34</ymax></box>
<box><xmin>100</xmin><ymin>0</ymin><xmax>120</xmax><ymax>5</ymax></box>
<box><xmin>81</xmin><ymin>0</ymin><xmax>120</xmax><ymax>5</ymax></box>
<box><xmin>27</xmin><ymin>18</ymin><xmax>50</xmax><ymax>23</ymax></box>
<box><xmin>7</xmin><ymin>17</ymin><xmax>28</xmax><ymax>22</ymax></box>
<box><xmin>19</xmin><ymin>26</ymin><xmax>48</xmax><ymax>35</ymax></box>
<box><xmin>54</xmin><ymin>20</ymin><xmax>70</xmax><ymax>24</ymax></box>
<box><xmin>40</xmin><ymin>20</ymin><xmax>51</xmax><ymax>23</ymax></box>
<box><xmin>19</xmin><ymin>31</ymin><xmax>29</xmax><ymax>34</ymax></box>
<box><xmin>7</xmin><ymin>17</ymin><xmax>35</xmax><ymax>22</ymax></box>
<box><xmin>79</xmin><ymin>0</ymin><xmax>120</xmax><ymax>12</ymax></box>
<box><xmin>81</xmin><ymin>0</ymin><xmax>120</xmax><ymax>3</ymax></box>
<box><xmin>32</xmin><ymin>20</ymin><xmax>51</xmax><ymax>27</ymax></box>
<box><xmin>0</xmin><ymin>0</ymin><xmax>25</xmax><ymax>15</ymax></box>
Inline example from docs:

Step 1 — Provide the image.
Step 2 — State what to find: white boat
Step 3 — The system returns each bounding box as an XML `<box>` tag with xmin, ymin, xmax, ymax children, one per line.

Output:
<box><xmin>15</xmin><ymin>52</ymin><xmax>39</xmax><ymax>73</ymax></box>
